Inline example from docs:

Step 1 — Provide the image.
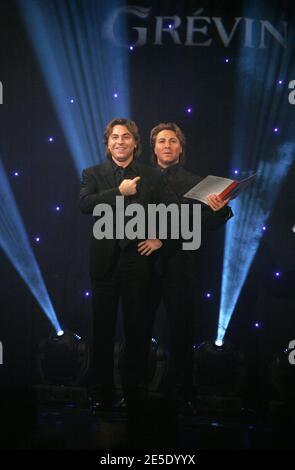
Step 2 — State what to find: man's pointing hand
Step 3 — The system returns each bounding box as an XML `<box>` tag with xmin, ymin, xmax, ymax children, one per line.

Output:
<box><xmin>119</xmin><ymin>176</ymin><xmax>141</xmax><ymax>196</ymax></box>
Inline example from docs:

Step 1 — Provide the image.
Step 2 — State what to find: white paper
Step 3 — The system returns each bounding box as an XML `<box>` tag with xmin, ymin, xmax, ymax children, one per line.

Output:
<box><xmin>183</xmin><ymin>174</ymin><xmax>256</xmax><ymax>204</ymax></box>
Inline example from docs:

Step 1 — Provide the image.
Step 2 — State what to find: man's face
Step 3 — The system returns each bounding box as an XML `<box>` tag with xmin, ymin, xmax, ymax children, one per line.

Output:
<box><xmin>108</xmin><ymin>125</ymin><xmax>136</xmax><ymax>166</ymax></box>
<box><xmin>154</xmin><ymin>130</ymin><xmax>182</xmax><ymax>168</ymax></box>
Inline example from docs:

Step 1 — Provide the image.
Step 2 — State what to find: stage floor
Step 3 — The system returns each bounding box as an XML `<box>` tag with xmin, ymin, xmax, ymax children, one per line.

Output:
<box><xmin>1</xmin><ymin>388</ymin><xmax>294</xmax><ymax>452</ymax></box>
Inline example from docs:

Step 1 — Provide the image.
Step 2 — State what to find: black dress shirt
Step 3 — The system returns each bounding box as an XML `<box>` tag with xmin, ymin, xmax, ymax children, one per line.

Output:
<box><xmin>111</xmin><ymin>159</ymin><xmax>138</xmax><ymax>186</ymax></box>
<box><xmin>110</xmin><ymin>158</ymin><xmax>141</xmax><ymax>248</ymax></box>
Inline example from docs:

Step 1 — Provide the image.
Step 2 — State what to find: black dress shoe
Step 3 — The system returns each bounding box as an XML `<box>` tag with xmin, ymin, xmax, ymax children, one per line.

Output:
<box><xmin>92</xmin><ymin>398</ymin><xmax>113</xmax><ymax>415</ymax></box>
<box><xmin>113</xmin><ymin>397</ymin><xmax>127</xmax><ymax>411</ymax></box>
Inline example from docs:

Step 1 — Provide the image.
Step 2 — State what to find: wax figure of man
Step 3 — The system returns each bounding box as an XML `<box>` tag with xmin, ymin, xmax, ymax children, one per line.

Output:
<box><xmin>80</xmin><ymin>118</ymin><xmax>163</xmax><ymax>412</ymax></box>
<box><xmin>150</xmin><ymin>122</ymin><xmax>233</xmax><ymax>413</ymax></box>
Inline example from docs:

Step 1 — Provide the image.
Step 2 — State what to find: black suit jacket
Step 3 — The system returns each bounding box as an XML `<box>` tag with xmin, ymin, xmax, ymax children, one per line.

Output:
<box><xmin>79</xmin><ymin>160</ymin><xmax>163</xmax><ymax>280</ymax></box>
<box><xmin>157</xmin><ymin>165</ymin><xmax>233</xmax><ymax>263</ymax></box>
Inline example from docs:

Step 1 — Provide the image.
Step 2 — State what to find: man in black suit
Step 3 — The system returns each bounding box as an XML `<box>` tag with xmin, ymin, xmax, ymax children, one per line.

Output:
<box><xmin>80</xmin><ymin>118</ymin><xmax>162</xmax><ymax>412</ymax></box>
<box><xmin>150</xmin><ymin>122</ymin><xmax>233</xmax><ymax>413</ymax></box>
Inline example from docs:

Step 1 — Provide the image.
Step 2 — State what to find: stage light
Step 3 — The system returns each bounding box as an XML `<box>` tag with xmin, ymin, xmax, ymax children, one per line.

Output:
<box><xmin>13</xmin><ymin>171</ymin><xmax>19</xmax><ymax>177</ymax></box>
<box><xmin>215</xmin><ymin>339</ymin><xmax>223</xmax><ymax>346</ymax></box>
<box><xmin>274</xmin><ymin>271</ymin><xmax>281</xmax><ymax>277</ymax></box>
<box><xmin>84</xmin><ymin>291</ymin><xmax>90</xmax><ymax>297</ymax></box>
<box><xmin>225</xmin><ymin>58</ymin><xmax>229</xmax><ymax>63</ymax></box>
<box><xmin>186</xmin><ymin>107</ymin><xmax>192</xmax><ymax>113</ymax></box>
<box><xmin>129</xmin><ymin>46</ymin><xmax>134</xmax><ymax>51</ymax></box>
<box><xmin>113</xmin><ymin>92</ymin><xmax>118</xmax><ymax>98</ymax></box>
<box><xmin>193</xmin><ymin>341</ymin><xmax>246</xmax><ymax>397</ymax></box>
<box><xmin>57</xmin><ymin>330</ymin><xmax>64</xmax><ymax>337</ymax></box>
<box><xmin>262</xmin><ymin>225</ymin><xmax>267</xmax><ymax>231</ymax></box>
<box><xmin>18</xmin><ymin>0</ymin><xmax>131</xmax><ymax>175</ymax></box>
<box><xmin>205</xmin><ymin>292</ymin><xmax>212</xmax><ymax>299</ymax></box>
<box><xmin>48</xmin><ymin>137</ymin><xmax>54</xmax><ymax>143</ymax></box>
<box><xmin>254</xmin><ymin>322</ymin><xmax>261</xmax><ymax>328</ymax></box>
<box><xmin>273</xmin><ymin>127</ymin><xmax>279</xmax><ymax>133</ymax></box>
<box><xmin>0</xmin><ymin>160</ymin><xmax>61</xmax><ymax>332</ymax></box>
<box><xmin>37</xmin><ymin>329</ymin><xmax>89</xmax><ymax>386</ymax></box>
<box><xmin>55</xmin><ymin>205</ymin><xmax>61</xmax><ymax>212</ymax></box>
<box><xmin>69</xmin><ymin>98</ymin><xmax>75</xmax><ymax>103</ymax></box>
<box><xmin>278</xmin><ymin>80</ymin><xmax>283</xmax><ymax>85</ymax></box>
<box><xmin>292</xmin><ymin>225</ymin><xmax>295</xmax><ymax>233</ymax></box>
<box><xmin>234</xmin><ymin>169</ymin><xmax>239</xmax><ymax>175</ymax></box>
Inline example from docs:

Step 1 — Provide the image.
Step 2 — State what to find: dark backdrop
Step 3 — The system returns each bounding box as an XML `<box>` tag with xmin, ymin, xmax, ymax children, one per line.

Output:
<box><xmin>0</xmin><ymin>0</ymin><xmax>294</xmax><ymax>392</ymax></box>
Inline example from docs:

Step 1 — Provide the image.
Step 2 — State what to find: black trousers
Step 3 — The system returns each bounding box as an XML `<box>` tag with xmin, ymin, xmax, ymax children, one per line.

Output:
<box><xmin>91</xmin><ymin>244</ymin><xmax>153</xmax><ymax>397</ymax></box>
<box><xmin>152</xmin><ymin>250</ymin><xmax>196</xmax><ymax>396</ymax></box>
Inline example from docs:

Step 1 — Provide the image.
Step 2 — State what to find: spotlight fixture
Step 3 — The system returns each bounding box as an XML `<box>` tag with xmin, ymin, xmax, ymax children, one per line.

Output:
<box><xmin>37</xmin><ymin>330</ymin><xmax>89</xmax><ymax>386</ymax></box>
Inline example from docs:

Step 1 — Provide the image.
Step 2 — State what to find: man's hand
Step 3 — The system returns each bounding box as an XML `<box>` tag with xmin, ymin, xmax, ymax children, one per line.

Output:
<box><xmin>137</xmin><ymin>239</ymin><xmax>163</xmax><ymax>256</ymax></box>
<box><xmin>119</xmin><ymin>176</ymin><xmax>141</xmax><ymax>196</ymax></box>
<box><xmin>207</xmin><ymin>194</ymin><xmax>230</xmax><ymax>211</ymax></box>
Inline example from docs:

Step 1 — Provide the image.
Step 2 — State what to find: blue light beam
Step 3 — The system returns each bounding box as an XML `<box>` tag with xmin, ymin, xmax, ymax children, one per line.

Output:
<box><xmin>217</xmin><ymin>145</ymin><xmax>294</xmax><ymax>343</ymax></box>
<box><xmin>0</xmin><ymin>160</ymin><xmax>62</xmax><ymax>332</ymax></box>
<box><xmin>18</xmin><ymin>0</ymin><xmax>131</xmax><ymax>175</ymax></box>
<box><xmin>217</xmin><ymin>0</ymin><xmax>295</xmax><ymax>344</ymax></box>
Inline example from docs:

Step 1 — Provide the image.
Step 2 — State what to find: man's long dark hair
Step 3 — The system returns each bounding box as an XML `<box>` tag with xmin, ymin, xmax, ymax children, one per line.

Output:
<box><xmin>150</xmin><ymin>122</ymin><xmax>186</xmax><ymax>165</ymax></box>
<box><xmin>104</xmin><ymin>118</ymin><xmax>142</xmax><ymax>159</ymax></box>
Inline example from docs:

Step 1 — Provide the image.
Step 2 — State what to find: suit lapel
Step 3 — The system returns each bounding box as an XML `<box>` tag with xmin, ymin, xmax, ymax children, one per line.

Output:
<box><xmin>100</xmin><ymin>160</ymin><xmax>116</xmax><ymax>188</ymax></box>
